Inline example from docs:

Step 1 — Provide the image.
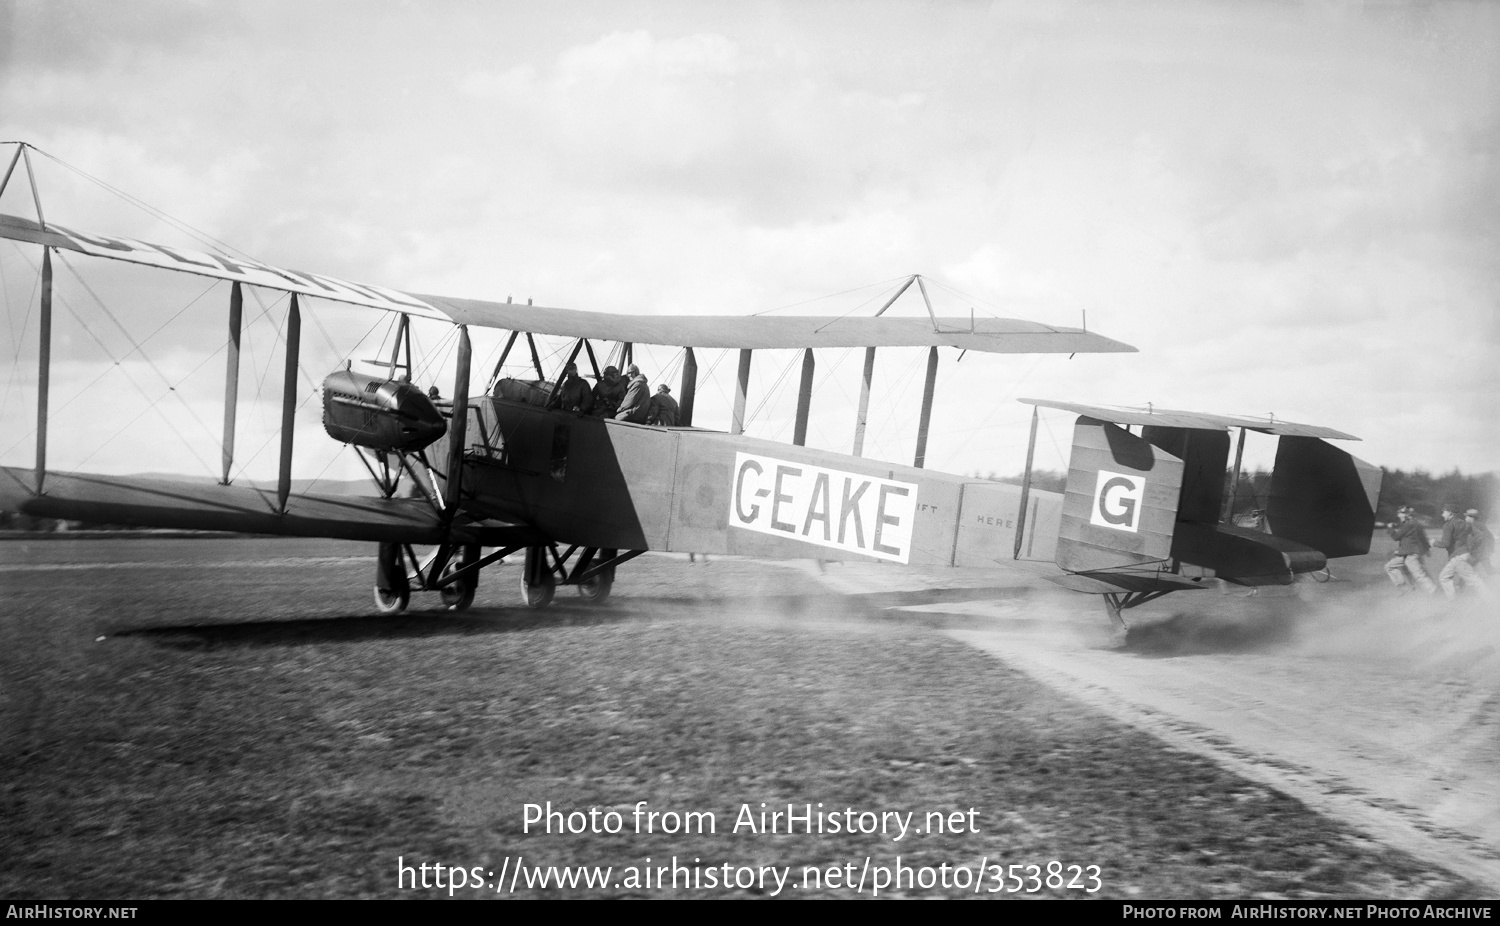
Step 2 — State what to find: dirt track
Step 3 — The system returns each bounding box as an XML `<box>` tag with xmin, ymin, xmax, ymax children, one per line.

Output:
<box><xmin>810</xmin><ymin>557</ymin><xmax>1500</xmax><ymax>893</ymax></box>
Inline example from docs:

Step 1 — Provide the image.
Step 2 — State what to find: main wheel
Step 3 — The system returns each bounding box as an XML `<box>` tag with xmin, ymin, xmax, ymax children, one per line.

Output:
<box><xmin>374</xmin><ymin>542</ymin><xmax>411</xmax><ymax>614</ymax></box>
<box><xmin>439</xmin><ymin>546</ymin><xmax>480</xmax><ymax>611</ymax></box>
<box><xmin>521</xmin><ymin>545</ymin><xmax>556</xmax><ymax>608</ymax></box>
<box><xmin>441</xmin><ymin>576</ymin><xmax>476</xmax><ymax>611</ymax></box>
<box><xmin>576</xmin><ymin>571</ymin><xmax>613</xmax><ymax>603</ymax></box>
<box><xmin>375</xmin><ymin>587</ymin><xmax>410</xmax><ymax>614</ymax></box>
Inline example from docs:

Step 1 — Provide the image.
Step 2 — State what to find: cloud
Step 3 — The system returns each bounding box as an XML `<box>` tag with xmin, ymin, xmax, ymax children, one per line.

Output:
<box><xmin>0</xmin><ymin>2</ymin><xmax>1496</xmax><ymax>478</ymax></box>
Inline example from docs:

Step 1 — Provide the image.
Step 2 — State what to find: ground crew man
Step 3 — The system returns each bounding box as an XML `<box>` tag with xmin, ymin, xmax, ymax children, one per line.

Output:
<box><xmin>1384</xmin><ymin>505</ymin><xmax>1437</xmax><ymax>595</ymax></box>
<box><xmin>1467</xmin><ymin>509</ymin><xmax>1493</xmax><ymax>572</ymax></box>
<box><xmin>1437</xmin><ymin>505</ymin><xmax>1491</xmax><ymax>599</ymax></box>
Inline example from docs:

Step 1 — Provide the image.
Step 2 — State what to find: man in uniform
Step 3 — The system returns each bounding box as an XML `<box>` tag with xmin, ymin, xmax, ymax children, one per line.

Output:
<box><xmin>1437</xmin><ymin>505</ymin><xmax>1491</xmax><ymax>599</ymax></box>
<box><xmin>614</xmin><ymin>364</ymin><xmax>651</xmax><ymax>423</ymax></box>
<box><xmin>1467</xmin><ymin>509</ymin><xmax>1493</xmax><ymax>572</ymax></box>
<box><xmin>1385</xmin><ymin>505</ymin><xmax>1437</xmax><ymax>595</ymax></box>
<box><xmin>548</xmin><ymin>363</ymin><xmax>594</xmax><ymax>414</ymax></box>
<box><xmin>648</xmin><ymin>383</ymin><xmax>680</xmax><ymax>426</ymax></box>
<box><xmin>592</xmin><ymin>366</ymin><xmax>625</xmax><ymax>417</ymax></box>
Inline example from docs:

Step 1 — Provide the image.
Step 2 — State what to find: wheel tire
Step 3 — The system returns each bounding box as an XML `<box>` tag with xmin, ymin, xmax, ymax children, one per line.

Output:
<box><xmin>374</xmin><ymin>586</ymin><xmax>410</xmax><ymax>614</ymax></box>
<box><xmin>522</xmin><ymin>577</ymin><xmax>555</xmax><ymax>608</ymax></box>
<box><xmin>576</xmin><ymin>572</ymin><xmax>613</xmax><ymax>604</ymax></box>
<box><xmin>441</xmin><ymin>577</ymin><xmax>476</xmax><ymax>611</ymax></box>
<box><xmin>521</xmin><ymin>546</ymin><xmax>555</xmax><ymax>608</ymax></box>
<box><xmin>438</xmin><ymin>551</ymin><xmax>477</xmax><ymax>611</ymax></box>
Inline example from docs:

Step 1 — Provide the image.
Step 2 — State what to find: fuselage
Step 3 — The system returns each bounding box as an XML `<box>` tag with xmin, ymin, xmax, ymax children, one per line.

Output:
<box><xmin>431</xmin><ymin>393</ymin><xmax>1064</xmax><ymax>566</ymax></box>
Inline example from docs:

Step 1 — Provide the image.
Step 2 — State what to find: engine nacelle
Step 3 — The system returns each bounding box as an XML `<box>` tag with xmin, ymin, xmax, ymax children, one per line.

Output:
<box><xmin>321</xmin><ymin>368</ymin><xmax>447</xmax><ymax>453</ymax></box>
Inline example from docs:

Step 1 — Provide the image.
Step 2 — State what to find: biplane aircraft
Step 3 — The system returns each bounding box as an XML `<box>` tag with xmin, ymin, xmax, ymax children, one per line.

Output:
<box><xmin>0</xmin><ymin>144</ymin><xmax>1381</xmax><ymax>626</ymax></box>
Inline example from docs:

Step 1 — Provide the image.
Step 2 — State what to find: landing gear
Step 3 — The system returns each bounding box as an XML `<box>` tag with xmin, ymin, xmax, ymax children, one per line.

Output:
<box><xmin>518</xmin><ymin>544</ymin><xmax>638</xmax><ymax>608</ymax></box>
<box><xmin>575</xmin><ymin>547</ymin><xmax>615</xmax><ymax>604</ymax></box>
<box><xmin>576</xmin><ymin>572</ymin><xmax>613</xmax><ymax>603</ymax></box>
<box><xmin>440</xmin><ymin>544</ymin><xmax>481</xmax><ymax>611</ymax></box>
<box><xmin>372</xmin><ymin>541</ymin><xmax>510</xmax><ymax>614</ymax></box>
<box><xmin>1102</xmin><ymin>594</ymin><xmax>1126</xmax><ymax>632</ymax></box>
<box><xmin>1101</xmin><ymin>589</ymin><xmax>1178</xmax><ymax>631</ymax></box>
<box><xmin>441</xmin><ymin>577</ymin><xmax>476</xmax><ymax>611</ymax></box>
<box><xmin>521</xmin><ymin>545</ymin><xmax>556</xmax><ymax>608</ymax></box>
<box><xmin>375</xmin><ymin>587</ymin><xmax>411</xmax><ymax>614</ymax></box>
<box><xmin>375</xmin><ymin>542</ymin><xmax>411</xmax><ymax>615</ymax></box>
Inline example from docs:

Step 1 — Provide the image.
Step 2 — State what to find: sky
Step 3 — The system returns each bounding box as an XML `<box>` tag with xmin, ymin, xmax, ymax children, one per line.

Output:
<box><xmin>0</xmin><ymin>0</ymin><xmax>1496</xmax><ymax>489</ymax></box>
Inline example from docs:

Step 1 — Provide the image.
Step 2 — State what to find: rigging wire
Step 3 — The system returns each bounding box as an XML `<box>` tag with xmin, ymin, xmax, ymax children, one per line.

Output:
<box><xmin>0</xmin><ymin>242</ymin><xmax>40</xmax><ymax>432</ymax></box>
<box><xmin>864</xmin><ymin>349</ymin><xmax>928</xmax><ymax>461</ymax></box>
<box><xmin>924</xmin><ymin>277</ymin><xmax>1067</xmax><ymax>333</ymax></box>
<box><xmin>749</xmin><ymin>275</ymin><xmax>910</xmax><ymax>317</ymax></box>
<box><xmin>744</xmin><ymin>349</ymin><xmax>802</xmax><ymax>434</ymax></box>
<box><xmin>0</xmin><ymin>256</ymin><xmax>220</xmax><ymax>472</ymax></box>
<box><xmin>228</xmin><ymin>312</ymin><xmax>384</xmax><ymax>487</ymax></box>
<box><xmin>31</xmin><ymin>147</ymin><xmax>260</xmax><ymax>261</ymax></box>
<box><xmin>943</xmin><ymin>354</ymin><xmax>1049</xmax><ymax>463</ymax></box>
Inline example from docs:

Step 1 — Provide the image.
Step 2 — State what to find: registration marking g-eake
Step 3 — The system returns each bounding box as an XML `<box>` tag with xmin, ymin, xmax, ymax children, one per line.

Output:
<box><xmin>730</xmin><ymin>452</ymin><xmax>918</xmax><ymax>563</ymax></box>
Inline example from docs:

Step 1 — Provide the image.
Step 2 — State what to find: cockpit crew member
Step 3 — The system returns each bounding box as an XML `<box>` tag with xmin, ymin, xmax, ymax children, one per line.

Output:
<box><xmin>648</xmin><ymin>384</ymin><xmax>680</xmax><ymax>426</ymax></box>
<box><xmin>549</xmin><ymin>363</ymin><xmax>594</xmax><ymax>414</ymax></box>
<box><xmin>592</xmin><ymin>366</ymin><xmax>625</xmax><ymax>417</ymax></box>
<box><xmin>615</xmin><ymin>364</ymin><xmax>651</xmax><ymax>423</ymax></box>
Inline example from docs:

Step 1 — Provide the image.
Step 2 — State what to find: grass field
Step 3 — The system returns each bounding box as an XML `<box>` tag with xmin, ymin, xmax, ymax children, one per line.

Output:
<box><xmin>0</xmin><ymin>538</ymin><xmax>1485</xmax><ymax>898</ymax></box>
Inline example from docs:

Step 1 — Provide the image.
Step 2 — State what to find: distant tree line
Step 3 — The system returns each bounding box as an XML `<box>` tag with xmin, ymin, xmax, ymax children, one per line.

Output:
<box><xmin>1371</xmin><ymin>468</ymin><xmax>1497</xmax><ymax>523</ymax></box>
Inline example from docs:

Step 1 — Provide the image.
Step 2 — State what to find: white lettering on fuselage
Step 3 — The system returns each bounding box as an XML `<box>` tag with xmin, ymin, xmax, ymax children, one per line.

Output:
<box><xmin>730</xmin><ymin>452</ymin><xmax>918</xmax><ymax>563</ymax></box>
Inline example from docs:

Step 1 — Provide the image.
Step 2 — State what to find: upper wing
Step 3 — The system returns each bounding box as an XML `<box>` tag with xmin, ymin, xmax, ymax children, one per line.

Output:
<box><xmin>0</xmin><ymin>213</ymin><xmax>448</xmax><ymax>320</ymax></box>
<box><xmin>0</xmin><ymin>212</ymin><xmax>1135</xmax><ymax>355</ymax></box>
<box><xmin>1017</xmin><ymin>398</ymin><xmax>1360</xmax><ymax>440</ymax></box>
<box><xmin>418</xmin><ymin>294</ymin><xmax>1133</xmax><ymax>354</ymax></box>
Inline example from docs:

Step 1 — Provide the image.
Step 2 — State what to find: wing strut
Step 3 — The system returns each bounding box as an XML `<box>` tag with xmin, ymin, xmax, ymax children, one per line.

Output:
<box><xmin>385</xmin><ymin>313</ymin><xmax>413</xmax><ymax>381</ymax></box>
<box><xmin>0</xmin><ymin>146</ymin><xmax>22</xmax><ymax>201</ymax></box>
<box><xmin>35</xmin><ymin>247</ymin><xmax>52</xmax><ymax>494</ymax></box>
<box><xmin>443</xmin><ymin>325</ymin><xmax>472</xmax><ymax>512</ymax></box>
<box><xmin>221</xmin><ymin>281</ymin><xmax>242</xmax><ymax>485</ymax></box>
<box><xmin>21</xmin><ymin>145</ymin><xmax>46</xmax><ymax>230</ymax></box>
<box><xmin>1222</xmin><ymin>425</ymin><xmax>1248</xmax><ymax>521</ymax></box>
<box><xmin>853</xmin><ymin>347</ymin><xmax>876</xmax><ymax>456</ymax></box>
<box><xmin>793</xmin><ymin>348</ymin><xmax>814</xmax><ymax>446</ymax></box>
<box><xmin>582</xmin><ymin>339</ymin><xmax>601</xmax><ymax>379</ymax></box>
<box><xmin>485</xmin><ymin>330</ymin><xmax>519</xmax><ymax>394</ymax></box>
<box><xmin>732</xmin><ymin>348</ymin><xmax>752</xmax><ymax>435</ymax></box>
<box><xmin>915</xmin><ymin>274</ymin><xmax>939</xmax><ymax>328</ymax></box>
<box><xmin>526</xmin><ymin>332</ymin><xmax>544</xmax><ymax>380</ymax></box>
<box><xmin>276</xmin><ymin>294</ymin><xmax>301</xmax><ymax>512</ymax></box>
<box><xmin>913</xmin><ymin>346</ymin><xmax>939</xmax><ymax>467</ymax></box>
<box><xmin>1013</xmin><ymin>403</ymin><xmax>1040</xmax><ymax>559</ymax></box>
<box><xmin>679</xmin><ymin>347</ymin><xmax>697</xmax><ymax>427</ymax></box>
<box><xmin>874</xmin><ymin>274</ymin><xmax>917</xmax><ymax>316</ymax></box>
<box><xmin>544</xmin><ymin>338</ymin><xmax>586</xmax><ymax>407</ymax></box>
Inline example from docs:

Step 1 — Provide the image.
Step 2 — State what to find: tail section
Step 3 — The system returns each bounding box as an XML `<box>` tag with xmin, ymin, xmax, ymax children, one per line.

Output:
<box><xmin>1265</xmin><ymin>436</ymin><xmax>1380</xmax><ymax>558</ymax></box>
<box><xmin>1055</xmin><ymin>417</ymin><xmax>1184</xmax><ymax>573</ymax></box>
<box><xmin>1033</xmin><ymin>400</ymin><xmax>1382</xmax><ymax>592</ymax></box>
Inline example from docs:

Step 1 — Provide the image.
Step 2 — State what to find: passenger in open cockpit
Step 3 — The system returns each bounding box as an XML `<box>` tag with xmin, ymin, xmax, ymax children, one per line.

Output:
<box><xmin>615</xmin><ymin>364</ymin><xmax>651</xmax><ymax>423</ymax></box>
<box><xmin>592</xmin><ymin>366</ymin><xmax>625</xmax><ymax>417</ymax></box>
<box><xmin>648</xmin><ymin>384</ymin><xmax>679</xmax><ymax>426</ymax></box>
<box><xmin>549</xmin><ymin>363</ymin><xmax>594</xmax><ymax>414</ymax></box>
